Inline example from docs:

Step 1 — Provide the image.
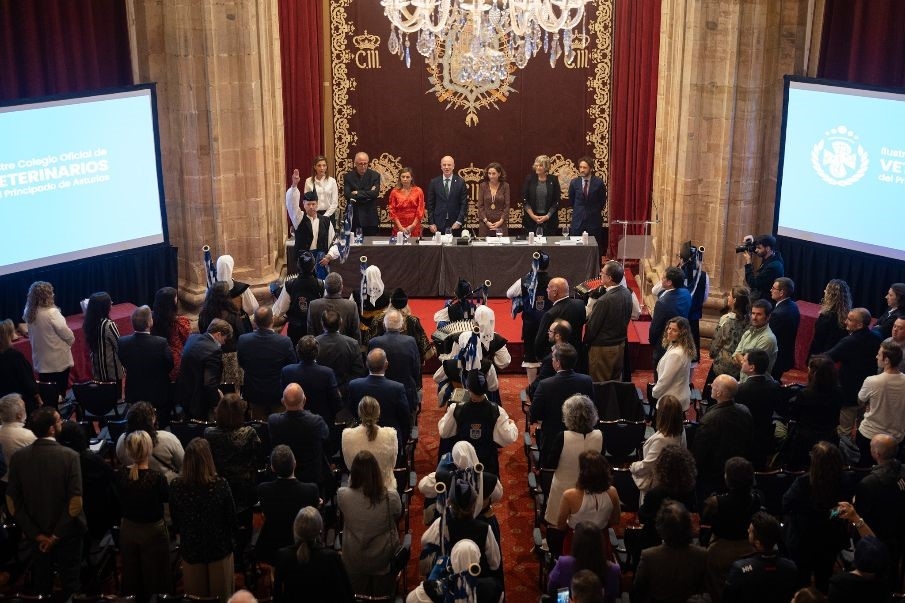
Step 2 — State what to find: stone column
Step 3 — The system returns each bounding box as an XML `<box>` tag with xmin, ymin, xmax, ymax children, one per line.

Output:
<box><xmin>126</xmin><ymin>0</ymin><xmax>285</xmax><ymax>306</ymax></box>
<box><xmin>646</xmin><ymin>0</ymin><xmax>811</xmax><ymax>334</ymax></box>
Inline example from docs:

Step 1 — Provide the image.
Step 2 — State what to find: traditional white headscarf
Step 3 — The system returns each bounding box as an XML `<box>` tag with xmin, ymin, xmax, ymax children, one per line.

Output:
<box><xmin>365</xmin><ymin>265</ymin><xmax>385</xmax><ymax>304</ymax></box>
<box><xmin>448</xmin><ymin>539</ymin><xmax>482</xmax><ymax>603</ymax></box>
<box><xmin>215</xmin><ymin>254</ymin><xmax>259</xmax><ymax>315</ymax></box>
<box><xmin>474</xmin><ymin>304</ymin><xmax>495</xmax><ymax>347</ymax></box>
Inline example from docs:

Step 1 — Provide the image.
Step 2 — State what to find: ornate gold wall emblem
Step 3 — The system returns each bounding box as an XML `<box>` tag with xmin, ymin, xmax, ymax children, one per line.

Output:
<box><xmin>353</xmin><ymin>31</ymin><xmax>382</xmax><ymax>69</ymax></box>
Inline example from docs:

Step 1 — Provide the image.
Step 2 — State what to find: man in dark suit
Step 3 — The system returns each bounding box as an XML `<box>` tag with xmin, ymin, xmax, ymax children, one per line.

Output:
<box><xmin>6</xmin><ymin>407</ymin><xmax>87</xmax><ymax>600</ymax></box>
<box><xmin>280</xmin><ymin>335</ymin><xmax>342</xmax><ymax>432</ymax></box>
<box><xmin>567</xmin><ymin>156</ymin><xmax>607</xmax><ymax>248</ymax></box>
<box><xmin>368</xmin><ymin>309</ymin><xmax>421</xmax><ymax>413</ymax></box>
<box><xmin>649</xmin><ymin>267</ymin><xmax>692</xmax><ymax>366</ymax></box>
<box><xmin>426</xmin><ymin>155</ymin><xmax>468</xmax><ymax>235</ymax></box>
<box><xmin>348</xmin><ymin>348</ymin><xmax>411</xmax><ymax>449</ymax></box>
<box><xmin>527</xmin><ymin>319</ymin><xmax>572</xmax><ymax>399</ymax></box>
<box><xmin>175</xmin><ymin>318</ymin><xmax>232</xmax><ymax>420</ymax></box>
<box><xmin>315</xmin><ymin>309</ymin><xmax>366</xmax><ymax>405</ymax></box>
<box><xmin>825</xmin><ymin>307</ymin><xmax>883</xmax><ymax>437</ymax></box>
<box><xmin>268</xmin><ymin>383</ymin><xmax>330</xmax><ymax>488</ymax></box>
<box><xmin>768</xmin><ymin>276</ymin><xmax>801</xmax><ymax>381</ymax></box>
<box><xmin>307</xmin><ymin>272</ymin><xmax>360</xmax><ymax>342</ymax></box>
<box><xmin>735</xmin><ymin>349</ymin><xmax>784</xmax><ymax>469</ymax></box>
<box><xmin>238</xmin><ymin>306</ymin><xmax>297</xmax><ymax>417</ymax></box>
<box><xmin>117</xmin><ymin>305</ymin><xmax>174</xmax><ymax>424</ymax></box>
<box><xmin>534</xmin><ymin>277</ymin><xmax>586</xmax><ymax>360</ymax></box>
<box><xmin>342</xmin><ymin>151</ymin><xmax>381</xmax><ymax>236</ymax></box>
<box><xmin>529</xmin><ymin>343</ymin><xmax>594</xmax><ymax>455</ymax></box>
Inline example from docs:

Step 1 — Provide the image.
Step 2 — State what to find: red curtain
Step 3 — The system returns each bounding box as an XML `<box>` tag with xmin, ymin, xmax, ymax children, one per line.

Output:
<box><xmin>0</xmin><ymin>0</ymin><xmax>131</xmax><ymax>101</ymax></box>
<box><xmin>818</xmin><ymin>0</ymin><xmax>905</xmax><ymax>87</ymax></box>
<box><xmin>608</xmin><ymin>0</ymin><xmax>662</xmax><ymax>258</ymax></box>
<box><xmin>277</xmin><ymin>0</ymin><xmax>323</xmax><ymax>190</ymax></box>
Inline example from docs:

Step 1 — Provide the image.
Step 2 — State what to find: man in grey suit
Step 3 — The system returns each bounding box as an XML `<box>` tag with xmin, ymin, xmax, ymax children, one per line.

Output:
<box><xmin>368</xmin><ymin>309</ymin><xmax>421</xmax><ymax>413</ymax></box>
<box><xmin>427</xmin><ymin>155</ymin><xmax>468</xmax><ymax>235</ymax></box>
<box><xmin>238</xmin><ymin>306</ymin><xmax>297</xmax><ymax>416</ymax></box>
<box><xmin>7</xmin><ymin>406</ymin><xmax>87</xmax><ymax>600</ymax></box>
<box><xmin>307</xmin><ymin>272</ymin><xmax>360</xmax><ymax>342</ymax></box>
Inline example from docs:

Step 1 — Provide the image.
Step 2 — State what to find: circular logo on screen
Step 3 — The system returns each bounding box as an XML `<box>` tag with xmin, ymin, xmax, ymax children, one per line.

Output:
<box><xmin>811</xmin><ymin>126</ymin><xmax>869</xmax><ymax>186</ymax></box>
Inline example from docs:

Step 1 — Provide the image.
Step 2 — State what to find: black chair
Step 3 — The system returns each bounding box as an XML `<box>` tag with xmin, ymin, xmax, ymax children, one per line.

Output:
<box><xmin>598</xmin><ymin>420</ymin><xmax>646</xmax><ymax>464</ymax></box>
<box><xmin>36</xmin><ymin>381</ymin><xmax>61</xmax><ymax>409</ymax></box>
<box><xmin>683</xmin><ymin>420</ymin><xmax>699</xmax><ymax>450</ymax></box>
<box><xmin>168</xmin><ymin>420</ymin><xmax>211</xmax><ymax>449</ymax></box>
<box><xmin>106</xmin><ymin>418</ymin><xmax>128</xmax><ymax>444</ymax></box>
<box><xmin>246</xmin><ymin>420</ymin><xmax>271</xmax><ymax>468</ymax></box>
<box><xmin>611</xmin><ymin>467</ymin><xmax>640</xmax><ymax>513</ymax></box>
<box><xmin>70</xmin><ymin>380</ymin><xmax>122</xmax><ymax>424</ymax></box>
<box><xmin>754</xmin><ymin>469</ymin><xmax>802</xmax><ymax>517</ymax></box>
<box><xmin>593</xmin><ymin>381</ymin><xmax>646</xmax><ymax>421</ymax></box>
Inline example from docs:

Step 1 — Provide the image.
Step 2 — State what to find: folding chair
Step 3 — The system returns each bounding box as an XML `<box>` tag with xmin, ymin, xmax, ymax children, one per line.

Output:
<box><xmin>598</xmin><ymin>420</ymin><xmax>646</xmax><ymax>465</ymax></box>
<box><xmin>70</xmin><ymin>380</ymin><xmax>123</xmax><ymax>425</ymax></box>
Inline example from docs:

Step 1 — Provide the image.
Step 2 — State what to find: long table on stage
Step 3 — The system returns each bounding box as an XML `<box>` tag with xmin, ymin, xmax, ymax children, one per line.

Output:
<box><xmin>325</xmin><ymin>236</ymin><xmax>600</xmax><ymax>297</ymax></box>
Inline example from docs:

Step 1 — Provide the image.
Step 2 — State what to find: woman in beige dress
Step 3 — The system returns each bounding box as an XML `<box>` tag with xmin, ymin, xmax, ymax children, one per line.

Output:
<box><xmin>476</xmin><ymin>162</ymin><xmax>510</xmax><ymax>237</ymax></box>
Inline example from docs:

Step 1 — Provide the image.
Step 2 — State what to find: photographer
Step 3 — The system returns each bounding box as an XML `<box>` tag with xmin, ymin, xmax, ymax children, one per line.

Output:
<box><xmin>741</xmin><ymin>234</ymin><xmax>784</xmax><ymax>301</ymax></box>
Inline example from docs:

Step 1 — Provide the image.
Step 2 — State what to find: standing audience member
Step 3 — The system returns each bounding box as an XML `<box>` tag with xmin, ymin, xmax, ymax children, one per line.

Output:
<box><xmin>6</xmin><ymin>406</ymin><xmax>86</xmax><ymax>600</ymax></box>
<box><xmin>237</xmin><ymin>306</ymin><xmax>296</xmax><ymax>416</ymax></box>
<box><xmin>825</xmin><ymin>512</ymin><xmax>892</xmax><ymax>603</ymax></box>
<box><xmin>547</xmin><ymin>522</ymin><xmax>621</xmax><ymax>603</ymax></box>
<box><xmin>273</xmin><ymin>506</ymin><xmax>354</xmax><ymax>602</ymax></box>
<box><xmin>632</xmin><ymin>500</ymin><xmax>707</xmax><ymax>603</ymax></box>
<box><xmin>170</xmin><ymin>438</ymin><xmax>238</xmax><ymax>603</ymax></box>
<box><xmin>735</xmin><ymin>349</ymin><xmax>784</xmax><ymax>468</ymax></box>
<box><xmin>176</xmin><ymin>318</ymin><xmax>232</xmax><ymax>421</ymax></box>
<box><xmin>348</xmin><ymin>349</ymin><xmax>411</xmax><ymax>452</ymax></box>
<box><xmin>369</xmin><ymin>288</ymin><xmax>435</xmax><ymax>363</ymax></box>
<box><xmin>0</xmin><ymin>319</ymin><xmax>42</xmax><ymax>411</ymax></box>
<box><xmin>114</xmin><ymin>430</ymin><xmax>172</xmax><ymax>601</ymax></box>
<box><xmin>742</xmin><ymin>234</ymin><xmax>784</xmax><ymax>302</ymax></box>
<box><xmin>116</xmin><ymin>402</ymin><xmax>184</xmax><ymax>482</ymax></box>
<box><xmin>151</xmin><ymin>286</ymin><xmax>192</xmax><ymax>382</ymax></box>
<box><xmin>255</xmin><ymin>446</ymin><xmax>320</xmax><ymax>564</ymax></box>
<box><xmin>118</xmin><ymin>305</ymin><xmax>174</xmax><ymax>424</ymax></box>
<box><xmin>872</xmin><ymin>282</ymin><xmax>905</xmax><ymax>339</ymax></box>
<box><xmin>808</xmin><ymin>279</ymin><xmax>851</xmax><ymax>356</ymax></box>
<box><xmin>786</xmin><ymin>355</ymin><xmax>844</xmax><ymax>469</ymax></box>
<box><xmin>555</xmin><ymin>450</ymin><xmax>621</xmax><ymax>534</ymax></box>
<box><xmin>886</xmin><ymin>316</ymin><xmax>905</xmax><ymax>368</ymax></box>
<box><xmin>307</xmin><ymin>272</ymin><xmax>361</xmax><ymax>342</ymax></box>
<box><xmin>268</xmin><ymin>383</ymin><xmax>330</xmax><ymax>488</ymax></box>
<box><xmin>83</xmin><ymin>291</ymin><xmax>123</xmax><ymax>385</ymax></box>
<box><xmin>0</xmin><ymin>393</ymin><xmax>36</xmax><ymax>485</ymax></box>
<box><xmin>369</xmin><ymin>309</ymin><xmax>421</xmax><ymax>414</ymax></box>
<box><xmin>768</xmin><ymin>277</ymin><xmax>801</xmax><ymax>381</ymax></box>
<box><xmin>527</xmin><ymin>319</ymin><xmax>572</xmax><ymax>398</ymax></box>
<box><xmin>534</xmin><ymin>277</ymin><xmax>587</xmax><ymax>360</ymax></box>
<box><xmin>316</xmin><ymin>309</ymin><xmax>367</xmax><ymax>402</ymax></box>
<box><xmin>732</xmin><ymin>299</ymin><xmax>778</xmax><ymax>382</ymax></box>
<box><xmin>23</xmin><ymin>280</ymin><xmax>74</xmax><ymax>397</ymax></box>
<box><xmin>204</xmin><ymin>394</ymin><xmax>261</xmax><ymax>511</ymax></box>
<box><xmin>648</xmin><ymin>267</ymin><xmax>691</xmax><ymax>367</ymax></box>
<box><xmin>584</xmin><ymin>260</ymin><xmax>634</xmax><ymax>382</ymax></box>
<box><xmin>337</xmin><ymin>450</ymin><xmax>402</xmax><ymax>595</ymax></box>
<box><xmin>707</xmin><ymin>286</ymin><xmax>751</xmax><ymax>383</ymax></box>
<box><xmin>281</xmin><ymin>335</ymin><xmax>342</xmax><ymax>429</ymax></box>
<box><xmin>782</xmin><ymin>441</ymin><xmax>852</xmax><ymax>592</ymax></box>
<box><xmin>630</xmin><ymin>395</ymin><xmax>686</xmax><ymax>505</ymax></box>
<box><xmin>342</xmin><ymin>396</ymin><xmax>399</xmax><ymax>490</ymax></box>
<box><xmin>723</xmin><ymin>512</ymin><xmax>798</xmax><ymax>603</ymax></box>
<box><xmin>635</xmin><ymin>445</ymin><xmax>698</xmax><ymax>555</ymax></box>
<box><xmin>855</xmin><ymin>340</ymin><xmax>905</xmax><ymax>464</ymax></box>
<box><xmin>228</xmin><ymin>590</ymin><xmax>258</xmax><ymax>603</ymax></box>
<box><xmin>651</xmin><ymin>317</ymin><xmax>696</xmax><ymax>412</ymax></box>
<box><xmin>530</xmin><ymin>343</ymin><xmax>594</xmax><ymax>456</ymax></box>
<box><xmin>569</xmin><ymin>569</ymin><xmax>606</xmax><ymax>603</ymax></box>
<box><xmin>197</xmin><ymin>280</ymin><xmax>247</xmax><ymax>389</ymax></box>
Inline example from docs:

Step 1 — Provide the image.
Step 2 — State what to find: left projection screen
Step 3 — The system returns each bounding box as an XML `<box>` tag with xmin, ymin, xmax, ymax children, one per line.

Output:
<box><xmin>0</xmin><ymin>86</ymin><xmax>167</xmax><ymax>276</ymax></box>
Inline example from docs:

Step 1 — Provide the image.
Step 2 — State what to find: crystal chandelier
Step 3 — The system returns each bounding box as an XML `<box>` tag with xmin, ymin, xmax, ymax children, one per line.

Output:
<box><xmin>380</xmin><ymin>0</ymin><xmax>590</xmax><ymax>86</ymax></box>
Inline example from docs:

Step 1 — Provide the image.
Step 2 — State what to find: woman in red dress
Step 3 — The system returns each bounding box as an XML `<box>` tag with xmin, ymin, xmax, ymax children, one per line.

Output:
<box><xmin>388</xmin><ymin>167</ymin><xmax>425</xmax><ymax>237</ymax></box>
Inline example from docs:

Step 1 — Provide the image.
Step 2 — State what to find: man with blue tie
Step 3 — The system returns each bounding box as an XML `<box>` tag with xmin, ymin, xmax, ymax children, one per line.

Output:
<box><xmin>427</xmin><ymin>155</ymin><xmax>468</xmax><ymax>235</ymax></box>
<box><xmin>568</xmin><ymin>156</ymin><xmax>607</xmax><ymax>250</ymax></box>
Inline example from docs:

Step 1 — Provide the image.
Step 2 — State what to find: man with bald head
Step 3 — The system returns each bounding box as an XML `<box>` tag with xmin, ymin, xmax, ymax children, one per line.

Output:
<box><xmin>427</xmin><ymin>155</ymin><xmax>468</xmax><ymax>235</ymax></box>
<box><xmin>347</xmin><ymin>348</ymin><xmax>411</xmax><ymax>452</ymax></box>
<box><xmin>268</xmin><ymin>383</ymin><xmax>330</xmax><ymax>488</ymax></box>
<box><xmin>533</xmin><ymin>277</ymin><xmax>587</xmax><ymax>359</ymax></box>
<box><xmin>238</xmin><ymin>306</ymin><xmax>297</xmax><ymax>416</ymax></box>
<box><xmin>826</xmin><ymin>307</ymin><xmax>883</xmax><ymax>437</ymax></box>
<box><xmin>692</xmin><ymin>374</ymin><xmax>753</xmax><ymax>498</ymax></box>
<box><xmin>343</xmin><ymin>151</ymin><xmax>381</xmax><ymax>235</ymax></box>
<box><xmin>228</xmin><ymin>590</ymin><xmax>258</xmax><ymax>603</ymax></box>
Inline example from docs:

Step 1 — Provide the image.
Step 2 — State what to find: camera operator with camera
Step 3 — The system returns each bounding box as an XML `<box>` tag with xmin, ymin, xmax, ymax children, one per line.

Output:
<box><xmin>740</xmin><ymin>234</ymin><xmax>784</xmax><ymax>302</ymax></box>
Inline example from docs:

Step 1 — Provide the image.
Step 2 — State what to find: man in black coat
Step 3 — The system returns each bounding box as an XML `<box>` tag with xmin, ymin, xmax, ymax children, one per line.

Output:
<box><xmin>529</xmin><ymin>343</ymin><xmax>594</xmax><ymax>455</ymax></box>
<box><xmin>315</xmin><ymin>308</ymin><xmax>366</xmax><ymax>404</ymax></box>
<box><xmin>175</xmin><ymin>318</ymin><xmax>232</xmax><ymax>420</ymax></box>
<box><xmin>280</xmin><ymin>335</ymin><xmax>342</xmax><ymax>429</ymax></box>
<box><xmin>735</xmin><ymin>349</ymin><xmax>784</xmax><ymax>469</ymax></box>
<box><xmin>825</xmin><ymin>307</ymin><xmax>882</xmax><ymax>437</ymax></box>
<box><xmin>347</xmin><ymin>348</ymin><xmax>411</xmax><ymax>450</ymax></box>
<box><xmin>343</xmin><ymin>151</ymin><xmax>381</xmax><ymax>236</ymax></box>
<box><xmin>426</xmin><ymin>155</ymin><xmax>468</xmax><ymax>235</ymax></box>
<box><xmin>307</xmin><ymin>272</ymin><xmax>361</xmax><ymax>342</ymax></box>
<box><xmin>238</xmin><ymin>306</ymin><xmax>297</xmax><ymax>417</ymax></box>
<box><xmin>117</xmin><ymin>305</ymin><xmax>173</xmax><ymax>424</ymax></box>
<box><xmin>268</xmin><ymin>383</ymin><xmax>330</xmax><ymax>488</ymax></box>
<box><xmin>768</xmin><ymin>277</ymin><xmax>801</xmax><ymax>382</ymax></box>
<box><xmin>368</xmin><ymin>309</ymin><xmax>421</xmax><ymax>413</ymax></box>
<box><xmin>534</xmin><ymin>277</ymin><xmax>586</xmax><ymax>360</ymax></box>
<box><xmin>743</xmin><ymin>234</ymin><xmax>785</xmax><ymax>302</ymax></box>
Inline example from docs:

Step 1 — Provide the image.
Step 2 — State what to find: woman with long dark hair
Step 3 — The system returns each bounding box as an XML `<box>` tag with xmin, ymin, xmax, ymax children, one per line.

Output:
<box><xmin>23</xmin><ymin>280</ymin><xmax>74</xmax><ymax>396</ymax></box>
<box><xmin>151</xmin><ymin>286</ymin><xmax>191</xmax><ymax>382</ymax></box>
<box><xmin>477</xmin><ymin>162</ymin><xmax>510</xmax><ymax>237</ymax></box>
<box><xmin>337</xmin><ymin>450</ymin><xmax>402</xmax><ymax>595</ymax></box>
<box><xmin>204</xmin><ymin>394</ymin><xmax>260</xmax><ymax>511</ymax></box>
<box><xmin>556</xmin><ymin>450</ymin><xmax>621</xmax><ymax>533</ymax></box>
<box><xmin>548</xmin><ymin>522</ymin><xmax>621</xmax><ymax>602</ymax></box>
<box><xmin>83</xmin><ymin>291</ymin><xmax>123</xmax><ymax>385</ymax></box>
<box><xmin>786</xmin><ymin>355</ymin><xmax>844</xmax><ymax>469</ymax></box>
<box><xmin>0</xmin><ymin>319</ymin><xmax>42</xmax><ymax>411</ymax></box>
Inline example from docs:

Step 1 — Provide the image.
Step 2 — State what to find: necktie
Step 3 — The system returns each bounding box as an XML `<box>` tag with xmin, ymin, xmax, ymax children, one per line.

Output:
<box><xmin>582</xmin><ymin>179</ymin><xmax>589</xmax><ymax>198</ymax></box>
<box><xmin>444</xmin><ymin>178</ymin><xmax>450</xmax><ymax>195</ymax></box>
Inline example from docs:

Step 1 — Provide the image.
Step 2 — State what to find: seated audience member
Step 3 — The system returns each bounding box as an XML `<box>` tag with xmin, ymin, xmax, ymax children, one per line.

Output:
<box><xmin>651</xmin><ymin>316</ymin><xmax>696</xmax><ymax>411</ymax></box>
<box><xmin>530</xmin><ymin>343</ymin><xmax>594</xmax><ymax>456</ymax></box>
<box><xmin>632</xmin><ymin>500</ymin><xmax>707</xmax><ymax>603</ymax></box>
<box><xmin>635</xmin><ymin>445</ymin><xmax>698</xmax><ymax>556</ymax></box>
<box><xmin>782</xmin><ymin>441</ymin><xmax>852</xmax><ymax>592</ymax></box>
<box><xmin>281</xmin><ymin>335</ymin><xmax>343</xmax><ymax>429</ymax></box>
<box><xmin>116</xmin><ymin>402</ymin><xmax>184</xmax><ymax>482</ymax></box>
<box><xmin>337</xmin><ymin>450</ymin><xmax>402</xmax><ymax>595</ymax></box>
<box><xmin>723</xmin><ymin>511</ymin><xmax>798</xmax><ymax>603</ymax></box>
<box><xmin>315</xmin><ymin>309</ymin><xmax>366</xmax><ymax>402</ymax></box>
<box><xmin>692</xmin><ymin>374</ymin><xmax>752</xmax><ymax>499</ymax></box>
<box><xmin>56</xmin><ymin>420</ymin><xmax>117</xmax><ymax>543</ymax></box>
<box><xmin>342</xmin><ymin>396</ymin><xmax>398</xmax><ymax>489</ymax></box>
<box><xmin>808</xmin><ymin>279</ymin><xmax>851</xmax><ymax>356</ymax></box>
<box><xmin>872</xmin><ymin>282</ymin><xmax>905</xmax><ymax>339</ymax></box>
<box><xmin>0</xmin><ymin>393</ymin><xmax>36</xmax><ymax>483</ymax></box>
<box><xmin>268</xmin><ymin>383</ymin><xmax>330</xmax><ymax>488</ymax></box>
<box><xmin>256</xmin><ymin>445</ymin><xmax>320</xmax><ymax>564</ymax></box>
<box><xmin>542</xmin><ymin>394</ymin><xmax>603</xmax><ymax>526</ymax></box>
<box><xmin>273</xmin><ymin>506</ymin><xmax>354</xmax><ymax>603</ymax></box>
<box><xmin>204</xmin><ymin>394</ymin><xmax>261</xmax><ymax>511</ymax></box>
<box><xmin>630</xmin><ymin>395</ymin><xmax>686</xmax><ymax>505</ymax></box>
<box><xmin>548</xmin><ymin>522</ymin><xmax>621</xmax><ymax>602</ymax></box>
<box><xmin>556</xmin><ymin>451</ymin><xmax>621</xmax><ymax>535</ymax></box>
<box><xmin>237</xmin><ymin>306</ymin><xmax>296</xmax><ymax>415</ymax></box>
<box><xmin>701</xmin><ymin>457</ymin><xmax>762</xmax><ymax>601</ymax></box>
<box><xmin>569</xmin><ymin>569</ymin><xmax>606</xmax><ymax>603</ymax></box>
<box><xmin>735</xmin><ymin>349</ymin><xmax>783</xmax><ymax>468</ymax></box>
<box><xmin>785</xmin><ymin>355</ymin><xmax>843</xmax><ymax>469</ymax></box>
<box><xmin>437</xmin><ymin>369</ymin><xmax>518</xmax><ymax>476</ymax></box>
<box><xmin>0</xmin><ymin>319</ymin><xmax>42</xmax><ymax>412</ymax></box>
<box><xmin>170</xmin><ymin>438</ymin><xmax>238</xmax><ymax>602</ymax></box>
<box><xmin>113</xmin><ymin>430</ymin><xmax>173</xmax><ymax>601</ymax></box>
<box><xmin>855</xmin><ymin>340</ymin><xmax>905</xmax><ymax>465</ymax></box>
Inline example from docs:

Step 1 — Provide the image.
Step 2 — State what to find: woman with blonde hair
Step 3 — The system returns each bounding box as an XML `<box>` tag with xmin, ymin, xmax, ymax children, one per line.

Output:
<box><xmin>809</xmin><ymin>278</ymin><xmax>852</xmax><ymax>355</ymax></box>
<box><xmin>342</xmin><ymin>396</ymin><xmax>399</xmax><ymax>490</ymax></box>
<box><xmin>114</xmin><ymin>430</ymin><xmax>172</xmax><ymax>601</ymax></box>
<box><xmin>522</xmin><ymin>154</ymin><xmax>561</xmax><ymax>236</ymax></box>
<box><xmin>630</xmin><ymin>394</ymin><xmax>687</xmax><ymax>503</ymax></box>
<box><xmin>477</xmin><ymin>162</ymin><xmax>510</xmax><ymax>236</ymax></box>
<box><xmin>388</xmin><ymin>166</ymin><xmax>425</xmax><ymax>237</ymax></box>
<box><xmin>651</xmin><ymin>317</ymin><xmax>696</xmax><ymax>411</ymax></box>
<box><xmin>23</xmin><ymin>280</ymin><xmax>74</xmax><ymax>397</ymax></box>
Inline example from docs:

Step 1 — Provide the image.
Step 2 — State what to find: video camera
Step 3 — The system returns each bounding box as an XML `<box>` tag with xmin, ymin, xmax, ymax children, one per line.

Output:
<box><xmin>735</xmin><ymin>235</ymin><xmax>755</xmax><ymax>254</ymax></box>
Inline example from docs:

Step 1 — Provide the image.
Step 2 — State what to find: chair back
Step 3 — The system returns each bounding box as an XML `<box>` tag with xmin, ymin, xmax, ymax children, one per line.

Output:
<box><xmin>754</xmin><ymin>469</ymin><xmax>802</xmax><ymax>517</ymax></box>
<box><xmin>683</xmin><ymin>420</ymin><xmax>699</xmax><ymax>450</ymax></box>
<box><xmin>106</xmin><ymin>418</ymin><xmax>129</xmax><ymax>444</ymax></box>
<box><xmin>168</xmin><ymin>420</ymin><xmax>211</xmax><ymax>449</ymax></box>
<box><xmin>246</xmin><ymin>420</ymin><xmax>271</xmax><ymax>467</ymax></box>
<box><xmin>598</xmin><ymin>420</ymin><xmax>647</xmax><ymax>463</ymax></box>
<box><xmin>36</xmin><ymin>381</ymin><xmax>61</xmax><ymax>408</ymax></box>
<box><xmin>593</xmin><ymin>381</ymin><xmax>645</xmax><ymax>421</ymax></box>
<box><xmin>611</xmin><ymin>467</ymin><xmax>640</xmax><ymax>512</ymax></box>
<box><xmin>71</xmin><ymin>380</ymin><xmax>120</xmax><ymax>420</ymax></box>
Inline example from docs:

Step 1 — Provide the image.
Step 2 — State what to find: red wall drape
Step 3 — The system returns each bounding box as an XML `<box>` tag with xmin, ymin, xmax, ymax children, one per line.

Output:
<box><xmin>607</xmin><ymin>0</ymin><xmax>662</xmax><ymax>258</ymax></box>
<box><xmin>277</xmin><ymin>0</ymin><xmax>324</xmax><ymax>192</ymax></box>
<box><xmin>0</xmin><ymin>0</ymin><xmax>131</xmax><ymax>101</ymax></box>
<box><xmin>818</xmin><ymin>0</ymin><xmax>905</xmax><ymax>87</ymax></box>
